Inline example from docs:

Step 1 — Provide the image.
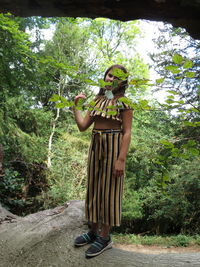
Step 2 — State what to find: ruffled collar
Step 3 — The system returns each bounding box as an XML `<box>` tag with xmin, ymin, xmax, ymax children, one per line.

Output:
<box><xmin>89</xmin><ymin>95</ymin><xmax>129</xmax><ymax>121</ymax></box>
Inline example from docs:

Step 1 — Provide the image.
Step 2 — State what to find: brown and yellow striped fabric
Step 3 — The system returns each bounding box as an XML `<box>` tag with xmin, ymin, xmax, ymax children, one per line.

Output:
<box><xmin>89</xmin><ymin>96</ymin><xmax>131</xmax><ymax>122</ymax></box>
<box><xmin>85</xmin><ymin>129</ymin><xmax>124</xmax><ymax>227</ymax></box>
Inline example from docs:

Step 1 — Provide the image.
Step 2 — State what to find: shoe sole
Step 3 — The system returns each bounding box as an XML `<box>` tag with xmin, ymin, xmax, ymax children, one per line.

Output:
<box><xmin>85</xmin><ymin>241</ymin><xmax>113</xmax><ymax>257</ymax></box>
<box><xmin>74</xmin><ymin>239</ymin><xmax>96</xmax><ymax>247</ymax></box>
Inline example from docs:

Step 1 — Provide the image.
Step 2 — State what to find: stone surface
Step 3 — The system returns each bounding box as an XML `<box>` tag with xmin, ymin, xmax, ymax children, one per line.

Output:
<box><xmin>0</xmin><ymin>200</ymin><xmax>200</xmax><ymax>267</ymax></box>
<box><xmin>0</xmin><ymin>0</ymin><xmax>200</xmax><ymax>39</ymax></box>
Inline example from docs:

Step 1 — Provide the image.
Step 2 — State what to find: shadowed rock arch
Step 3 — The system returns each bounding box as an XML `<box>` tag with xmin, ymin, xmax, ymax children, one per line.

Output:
<box><xmin>0</xmin><ymin>0</ymin><xmax>200</xmax><ymax>39</ymax></box>
<box><xmin>1</xmin><ymin>2</ymin><xmax>200</xmax><ymax>266</ymax></box>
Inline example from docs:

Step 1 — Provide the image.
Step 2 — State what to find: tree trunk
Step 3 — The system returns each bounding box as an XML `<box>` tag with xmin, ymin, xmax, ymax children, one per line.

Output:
<box><xmin>47</xmin><ymin>106</ymin><xmax>60</xmax><ymax>168</ymax></box>
<box><xmin>47</xmin><ymin>76</ymin><xmax>62</xmax><ymax>168</ymax></box>
<box><xmin>0</xmin><ymin>200</ymin><xmax>199</xmax><ymax>267</ymax></box>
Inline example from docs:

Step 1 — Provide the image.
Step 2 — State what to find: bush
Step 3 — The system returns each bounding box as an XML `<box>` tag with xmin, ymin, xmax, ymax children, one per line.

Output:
<box><xmin>138</xmin><ymin>157</ymin><xmax>200</xmax><ymax>234</ymax></box>
<box><xmin>170</xmin><ymin>235</ymin><xmax>191</xmax><ymax>247</ymax></box>
<box><xmin>44</xmin><ymin>131</ymin><xmax>90</xmax><ymax>207</ymax></box>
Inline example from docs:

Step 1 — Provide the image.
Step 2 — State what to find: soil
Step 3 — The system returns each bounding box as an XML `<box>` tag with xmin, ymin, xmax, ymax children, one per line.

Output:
<box><xmin>114</xmin><ymin>243</ymin><xmax>200</xmax><ymax>254</ymax></box>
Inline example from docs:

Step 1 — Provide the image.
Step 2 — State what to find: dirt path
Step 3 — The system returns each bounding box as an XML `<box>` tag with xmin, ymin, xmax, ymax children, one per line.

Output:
<box><xmin>114</xmin><ymin>243</ymin><xmax>200</xmax><ymax>254</ymax></box>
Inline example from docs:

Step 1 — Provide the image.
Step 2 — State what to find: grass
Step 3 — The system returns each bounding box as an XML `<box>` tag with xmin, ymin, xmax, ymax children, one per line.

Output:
<box><xmin>112</xmin><ymin>233</ymin><xmax>200</xmax><ymax>247</ymax></box>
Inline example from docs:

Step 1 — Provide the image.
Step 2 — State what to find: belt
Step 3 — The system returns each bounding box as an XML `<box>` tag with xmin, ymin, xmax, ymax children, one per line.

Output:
<box><xmin>92</xmin><ymin>129</ymin><xmax>122</xmax><ymax>134</ymax></box>
<box><xmin>92</xmin><ymin>129</ymin><xmax>122</xmax><ymax>159</ymax></box>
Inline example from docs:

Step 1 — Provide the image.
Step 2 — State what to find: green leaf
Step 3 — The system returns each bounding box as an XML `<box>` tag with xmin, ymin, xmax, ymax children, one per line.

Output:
<box><xmin>165</xmin><ymin>65</ymin><xmax>181</xmax><ymax>74</ymax></box>
<box><xmin>111</xmin><ymin>68</ymin><xmax>129</xmax><ymax>80</ymax></box>
<box><xmin>175</xmin><ymin>100</ymin><xmax>184</xmax><ymax>104</ymax></box>
<box><xmin>59</xmin><ymin>96</ymin><xmax>68</xmax><ymax>103</ymax></box>
<box><xmin>161</xmin><ymin>182</ymin><xmax>167</xmax><ymax>189</ymax></box>
<box><xmin>183</xmin><ymin>60</ymin><xmax>193</xmax><ymax>69</ymax></box>
<box><xmin>172</xmin><ymin>54</ymin><xmax>183</xmax><ymax>64</ymax></box>
<box><xmin>98</xmin><ymin>79</ymin><xmax>107</xmax><ymax>88</ymax></box>
<box><xmin>187</xmin><ymin>140</ymin><xmax>196</xmax><ymax>146</ymax></box>
<box><xmin>76</xmin><ymin>98</ymin><xmax>85</xmax><ymax>106</ymax></box>
<box><xmin>88</xmin><ymin>100</ymin><xmax>96</xmax><ymax>107</ymax></box>
<box><xmin>129</xmin><ymin>79</ymin><xmax>137</xmax><ymax>85</ymax></box>
<box><xmin>75</xmin><ymin>106</ymin><xmax>83</xmax><ymax>110</ymax></box>
<box><xmin>167</xmin><ymin>95</ymin><xmax>175</xmax><ymax>99</ymax></box>
<box><xmin>175</xmin><ymin>75</ymin><xmax>184</xmax><ymax>80</ymax></box>
<box><xmin>156</xmin><ymin>78</ymin><xmax>165</xmax><ymax>84</ymax></box>
<box><xmin>157</xmin><ymin>155</ymin><xmax>166</xmax><ymax>161</ymax></box>
<box><xmin>178</xmin><ymin>109</ymin><xmax>186</xmax><ymax>113</ymax></box>
<box><xmin>173</xmin><ymin>70</ymin><xmax>181</xmax><ymax>74</ymax></box>
<box><xmin>106</xmin><ymin>105</ymin><xmax>116</xmax><ymax>110</ymax></box>
<box><xmin>154</xmin><ymin>160</ymin><xmax>163</xmax><ymax>165</ymax></box>
<box><xmin>118</xmin><ymin>97</ymin><xmax>131</xmax><ymax>105</ymax></box>
<box><xmin>129</xmin><ymin>79</ymin><xmax>149</xmax><ymax>87</ymax></box>
<box><xmin>165</xmin><ymin>99</ymin><xmax>175</xmax><ymax>104</ymax></box>
<box><xmin>171</xmin><ymin>148</ymin><xmax>180</xmax><ymax>157</ymax></box>
<box><xmin>188</xmin><ymin>148</ymin><xmax>199</xmax><ymax>156</ymax></box>
<box><xmin>64</xmin><ymin>101</ymin><xmax>74</xmax><ymax>107</ymax></box>
<box><xmin>190</xmin><ymin>108</ymin><xmax>199</xmax><ymax>113</ymax></box>
<box><xmin>197</xmin><ymin>86</ymin><xmax>200</xmax><ymax>96</ymax></box>
<box><xmin>139</xmin><ymin>99</ymin><xmax>150</xmax><ymax>109</ymax></box>
<box><xmin>167</xmin><ymin>90</ymin><xmax>179</xmax><ymax>95</ymax></box>
<box><xmin>160</xmin><ymin>140</ymin><xmax>174</xmax><ymax>148</ymax></box>
<box><xmin>163</xmin><ymin>174</ymin><xmax>170</xmax><ymax>182</ymax></box>
<box><xmin>107</xmin><ymin>110</ymin><xmax>117</xmax><ymax>115</ymax></box>
<box><xmin>179</xmin><ymin>153</ymin><xmax>189</xmax><ymax>159</ymax></box>
<box><xmin>113</xmin><ymin>79</ymin><xmax>119</xmax><ymax>88</ymax></box>
<box><xmin>95</xmin><ymin>18</ymin><xmax>107</xmax><ymax>22</ymax></box>
<box><xmin>184</xmin><ymin>121</ymin><xmax>196</xmax><ymax>127</ymax></box>
<box><xmin>49</xmin><ymin>94</ymin><xmax>60</xmax><ymax>102</ymax></box>
<box><xmin>55</xmin><ymin>102</ymin><xmax>66</xmax><ymax>108</ymax></box>
<box><xmin>185</xmin><ymin>71</ymin><xmax>195</xmax><ymax>78</ymax></box>
<box><xmin>84</xmin><ymin>79</ymin><xmax>99</xmax><ymax>86</ymax></box>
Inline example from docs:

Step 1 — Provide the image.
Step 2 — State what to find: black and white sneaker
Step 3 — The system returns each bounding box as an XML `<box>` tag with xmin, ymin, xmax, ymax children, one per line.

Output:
<box><xmin>74</xmin><ymin>231</ymin><xmax>97</xmax><ymax>247</ymax></box>
<box><xmin>85</xmin><ymin>235</ymin><xmax>113</xmax><ymax>257</ymax></box>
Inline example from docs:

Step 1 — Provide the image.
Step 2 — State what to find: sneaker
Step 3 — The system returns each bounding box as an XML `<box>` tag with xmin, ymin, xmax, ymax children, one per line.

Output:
<box><xmin>85</xmin><ymin>235</ymin><xmax>113</xmax><ymax>257</ymax></box>
<box><xmin>74</xmin><ymin>231</ymin><xmax>97</xmax><ymax>247</ymax></box>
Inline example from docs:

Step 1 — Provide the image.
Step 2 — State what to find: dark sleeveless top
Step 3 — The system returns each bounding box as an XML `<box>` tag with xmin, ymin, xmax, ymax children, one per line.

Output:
<box><xmin>89</xmin><ymin>96</ymin><xmax>131</xmax><ymax>122</ymax></box>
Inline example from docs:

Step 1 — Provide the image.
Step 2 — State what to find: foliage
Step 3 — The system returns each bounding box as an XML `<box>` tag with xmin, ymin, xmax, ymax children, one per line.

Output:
<box><xmin>112</xmin><ymin>233</ymin><xmax>200</xmax><ymax>247</ymax></box>
<box><xmin>0</xmin><ymin>14</ymin><xmax>199</xmax><ymax>237</ymax></box>
<box><xmin>138</xmin><ymin>157</ymin><xmax>200</xmax><ymax>234</ymax></box>
<box><xmin>122</xmin><ymin>187</ymin><xmax>143</xmax><ymax>220</ymax></box>
<box><xmin>0</xmin><ymin>14</ymin><xmax>52</xmax><ymax>213</ymax></box>
<box><xmin>43</xmin><ymin>131</ymin><xmax>90</xmax><ymax>207</ymax></box>
<box><xmin>86</xmin><ymin>18</ymin><xmax>141</xmax><ymax>68</ymax></box>
<box><xmin>0</xmin><ymin>13</ymin><xmax>36</xmax><ymax>101</ymax></box>
<box><xmin>41</xmin><ymin>20</ymin><xmax>94</xmax><ymax>101</ymax></box>
<box><xmin>150</xmin><ymin>23</ymin><xmax>200</xmax><ymax>125</ymax></box>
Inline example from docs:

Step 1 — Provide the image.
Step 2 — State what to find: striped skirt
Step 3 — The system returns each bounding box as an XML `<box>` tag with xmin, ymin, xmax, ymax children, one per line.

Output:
<box><xmin>85</xmin><ymin>129</ymin><xmax>124</xmax><ymax>227</ymax></box>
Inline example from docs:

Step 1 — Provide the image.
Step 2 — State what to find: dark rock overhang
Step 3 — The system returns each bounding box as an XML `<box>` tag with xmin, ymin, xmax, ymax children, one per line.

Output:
<box><xmin>0</xmin><ymin>0</ymin><xmax>200</xmax><ymax>39</ymax></box>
